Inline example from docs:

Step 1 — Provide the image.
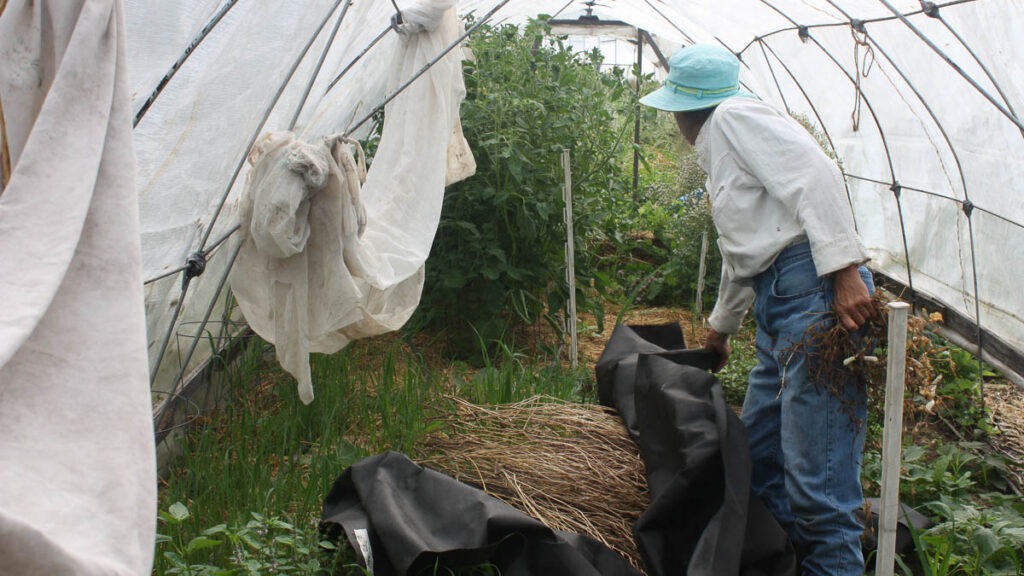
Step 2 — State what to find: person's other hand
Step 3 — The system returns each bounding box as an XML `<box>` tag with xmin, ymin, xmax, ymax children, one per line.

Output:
<box><xmin>704</xmin><ymin>329</ymin><xmax>732</xmax><ymax>372</ymax></box>
<box><xmin>832</xmin><ymin>264</ymin><xmax>877</xmax><ymax>331</ymax></box>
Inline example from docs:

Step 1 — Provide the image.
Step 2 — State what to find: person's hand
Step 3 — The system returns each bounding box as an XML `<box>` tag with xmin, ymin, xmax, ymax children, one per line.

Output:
<box><xmin>832</xmin><ymin>264</ymin><xmax>877</xmax><ymax>331</ymax></box>
<box><xmin>704</xmin><ymin>329</ymin><xmax>732</xmax><ymax>372</ymax></box>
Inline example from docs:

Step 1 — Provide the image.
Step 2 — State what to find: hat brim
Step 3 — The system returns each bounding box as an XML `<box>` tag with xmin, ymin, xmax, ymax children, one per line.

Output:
<box><xmin>639</xmin><ymin>86</ymin><xmax>755</xmax><ymax>112</ymax></box>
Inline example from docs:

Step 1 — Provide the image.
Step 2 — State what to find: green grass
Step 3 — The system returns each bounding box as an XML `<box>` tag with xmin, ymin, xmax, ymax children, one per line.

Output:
<box><xmin>154</xmin><ymin>332</ymin><xmax>592</xmax><ymax>575</ymax></box>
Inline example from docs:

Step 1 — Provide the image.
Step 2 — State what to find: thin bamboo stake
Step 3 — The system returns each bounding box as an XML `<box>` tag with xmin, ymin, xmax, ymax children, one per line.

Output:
<box><xmin>0</xmin><ymin>90</ymin><xmax>9</xmax><ymax>189</ymax></box>
<box><xmin>695</xmin><ymin>230</ymin><xmax>708</xmax><ymax>318</ymax></box>
<box><xmin>876</xmin><ymin>301</ymin><xmax>910</xmax><ymax>576</ymax></box>
<box><xmin>562</xmin><ymin>149</ymin><xmax>578</xmax><ymax>368</ymax></box>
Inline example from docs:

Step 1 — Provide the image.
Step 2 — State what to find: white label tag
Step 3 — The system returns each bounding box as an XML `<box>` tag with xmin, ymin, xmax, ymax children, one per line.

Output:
<box><xmin>353</xmin><ymin>528</ymin><xmax>374</xmax><ymax>574</ymax></box>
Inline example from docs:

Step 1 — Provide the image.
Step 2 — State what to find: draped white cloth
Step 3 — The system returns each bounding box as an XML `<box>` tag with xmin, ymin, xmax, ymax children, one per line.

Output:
<box><xmin>230</xmin><ymin>1</ymin><xmax>475</xmax><ymax>403</ymax></box>
<box><xmin>0</xmin><ymin>0</ymin><xmax>156</xmax><ymax>574</ymax></box>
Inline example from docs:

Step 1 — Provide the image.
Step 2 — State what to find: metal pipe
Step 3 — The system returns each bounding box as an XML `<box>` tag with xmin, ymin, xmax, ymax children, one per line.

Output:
<box><xmin>289</xmin><ymin>0</ymin><xmax>353</xmax><ymax>130</ymax></box>
<box><xmin>134</xmin><ymin>0</ymin><xmax>241</xmax><ymax>127</ymax></box>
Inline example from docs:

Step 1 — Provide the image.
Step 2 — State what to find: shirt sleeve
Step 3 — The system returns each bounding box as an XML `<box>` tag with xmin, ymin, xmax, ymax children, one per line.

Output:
<box><xmin>707</xmin><ymin>261</ymin><xmax>755</xmax><ymax>334</ymax></box>
<box><xmin>717</xmin><ymin>102</ymin><xmax>869</xmax><ymax>276</ymax></box>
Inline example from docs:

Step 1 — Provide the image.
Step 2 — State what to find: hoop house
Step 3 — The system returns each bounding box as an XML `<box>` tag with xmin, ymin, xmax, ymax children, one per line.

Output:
<box><xmin>1</xmin><ymin>0</ymin><xmax>1021</xmax><ymax>573</ymax></box>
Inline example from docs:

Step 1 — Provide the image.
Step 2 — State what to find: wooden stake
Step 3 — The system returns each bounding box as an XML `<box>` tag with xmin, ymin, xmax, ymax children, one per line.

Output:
<box><xmin>695</xmin><ymin>230</ymin><xmax>708</xmax><ymax>318</ymax></box>
<box><xmin>562</xmin><ymin>149</ymin><xmax>578</xmax><ymax>368</ymax></box>
<box><xmin>876</xmin><ymin>301</ymin><xmax>910</xmax><ymax>576</ymax></box>
<box><xmin>0</xmin><ymin>89</ymin><xmax>9</xmax><ymax>190</ymax></box>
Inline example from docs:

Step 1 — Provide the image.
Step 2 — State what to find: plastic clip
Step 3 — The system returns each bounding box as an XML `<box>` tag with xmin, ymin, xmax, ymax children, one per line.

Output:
<box><xmin>183</xmin><ymin>251</ymin><xmax>207</xmax><ymax>288</ymax></box>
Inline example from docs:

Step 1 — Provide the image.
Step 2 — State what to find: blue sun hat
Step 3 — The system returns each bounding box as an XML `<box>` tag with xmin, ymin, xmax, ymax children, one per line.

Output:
<box><xmin>640</xmin><ymin>44</ymin><xmax>754</xmax><ymax>112</ymax></box>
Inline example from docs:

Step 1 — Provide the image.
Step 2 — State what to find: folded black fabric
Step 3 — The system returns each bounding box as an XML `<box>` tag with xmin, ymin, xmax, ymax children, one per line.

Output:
<box><xmin>321</xmin><ymin>451</ymin><xmax>642</xmax><ymax>576</ymax></box>
<box><xmin>595</xmin><ymin>323</ymin><xmax>797</xmax><ymax>576</ymax></box>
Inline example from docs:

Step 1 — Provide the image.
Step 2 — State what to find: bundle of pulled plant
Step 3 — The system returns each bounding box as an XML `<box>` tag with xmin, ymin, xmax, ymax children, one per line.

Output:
<box><xmin>417</xmin><ymin>395</ymin><xmax>649</xmax><ymax>572</ymax></box>
<box><xmin>800</xmin><ymin>291</ymin><xmax>950</xmax><ymax>429</ymax></box>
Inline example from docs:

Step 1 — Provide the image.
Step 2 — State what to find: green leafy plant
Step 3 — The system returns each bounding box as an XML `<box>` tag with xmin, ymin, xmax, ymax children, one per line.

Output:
<box><xmin>156</xmin><ymin>502</ymin><xmax>226</xmax><ymax>575</ymax></box>
<box><xmin>861</xmin><ymin>441</ymin><xmax>1022</xmax><ymax>575</ymax></box>
<box><xmin>908</xmin><ymin>496</ymin><xmax>1024</xmax><ymax>575</ymax></box>
<box><xmin>930</xmin><ymin>345</ymin><xmax>999</xmax><ymax>437</ymax></box>
<box><xmin>593</xmin><ymin>103</ymin><xmax>720</xmax><ymax>311</ymax></box>
<box><xmin>412</xmin><ymin>16</ymin><xmax>636</xmax><ymax>360</ymax></box>
<box><xmin>156</xmin><ymin>501</ymin><xmax>337</xmax><ymax>575</ymax></box>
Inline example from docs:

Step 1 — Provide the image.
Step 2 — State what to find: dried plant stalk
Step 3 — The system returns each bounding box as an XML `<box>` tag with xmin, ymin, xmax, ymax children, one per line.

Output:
<box><xmin>418</xmin><ymin>396</ymin><xmax>649</xmax><ymax>573</ymax></box>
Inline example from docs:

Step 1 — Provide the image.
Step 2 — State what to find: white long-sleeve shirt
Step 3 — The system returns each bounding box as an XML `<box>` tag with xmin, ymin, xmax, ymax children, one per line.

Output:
<box><xmin>695</xmin><ymin>97</ymin><xmax>869</xmax><ymax>334</ymax></box>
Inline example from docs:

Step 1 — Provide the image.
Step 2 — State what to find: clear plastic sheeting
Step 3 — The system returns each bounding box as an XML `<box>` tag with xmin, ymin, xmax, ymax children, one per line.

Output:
<box><xmin>230</xmin><ymin>1</ymin><xmax>474</xmax><ymax>404</ymax></box>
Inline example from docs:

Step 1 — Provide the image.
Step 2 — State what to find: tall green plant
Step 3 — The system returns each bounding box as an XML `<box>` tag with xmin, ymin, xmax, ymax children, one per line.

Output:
<box><xmin>412</xmin><ymin>17</ymin><xmax>635</xmax><ymax>359</ymax></box>
<box><xmin>594</xmin><ymin>101</ymin><xmax>721</xmax><ymax>311</ymax></box>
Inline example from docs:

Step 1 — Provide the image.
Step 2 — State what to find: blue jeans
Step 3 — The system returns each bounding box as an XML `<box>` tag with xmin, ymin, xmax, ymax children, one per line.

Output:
<box><xmin>741</xmin><ymin>242</ymin><xmax>874</xmax><ymax>576</ymax></box>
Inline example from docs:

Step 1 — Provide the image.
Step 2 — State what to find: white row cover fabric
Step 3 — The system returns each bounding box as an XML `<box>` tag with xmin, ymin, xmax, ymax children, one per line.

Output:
<box><xmin>0</xmin><ymin>1</ymin><xmax>155</xmax><ymax>574</ymax></box>
<box><xmin>230</xmin><ymin>1</ymin><xmax>474</xmax><ymax>404</ymax></box>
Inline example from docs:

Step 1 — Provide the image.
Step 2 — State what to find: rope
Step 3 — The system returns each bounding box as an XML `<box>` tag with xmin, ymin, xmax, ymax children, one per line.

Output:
<box><xmin>849</xmin><ymin>23</ymin><xmax>874</xmax><ymax>132</ymax></box>
<box><xmin>743</xmin><ymin>0</ymin><xmax>977</xmax><ymax>56</ymax></box>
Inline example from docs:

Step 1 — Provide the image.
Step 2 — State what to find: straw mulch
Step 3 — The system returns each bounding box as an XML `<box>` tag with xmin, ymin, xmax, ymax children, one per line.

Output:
<box><xmin>984</xmin><ymin>382</ymin><xmax>1024</xmax><ymax>490</ymax></box>
<box><xmin>417</xmin><ymin>396</ymin><xmax>649</xmax><ymax>572</ymax></box>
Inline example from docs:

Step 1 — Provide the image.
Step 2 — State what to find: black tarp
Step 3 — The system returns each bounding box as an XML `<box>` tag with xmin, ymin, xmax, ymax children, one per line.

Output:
<box><xmin>595</xmin><ymin>323</ymin><xmax>797</xmax><ymax>576</ymax></box>
<box><xmin>320</xmin><ymin>451</ymin><xmax>642</xmax><ymax>576</ymax></box>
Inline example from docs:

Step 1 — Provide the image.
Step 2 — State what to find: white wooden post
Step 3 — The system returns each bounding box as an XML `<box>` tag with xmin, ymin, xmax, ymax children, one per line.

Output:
<box><xmin>562</xmin><ymin>149</ymin><xmax>578</xmax><ymax>369</ymax></box>
<box><xmin>876</xmin><ymin>301</ymin><xmax>910</xmax><ymax>576</ymax></box>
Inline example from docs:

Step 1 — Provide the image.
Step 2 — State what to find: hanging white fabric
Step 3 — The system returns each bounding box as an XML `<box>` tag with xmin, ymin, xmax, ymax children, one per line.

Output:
<box><xmin>0</xmin><ymin>0</ymin><xmax>156</xmax><ymax>574</ymax></box>
<box><xmin>230</xmin><ymin>0</ymin><xmax>475</xmax><ymax>403</ymax></box>
<box><xmin>232</xmin><ymin>133</ymin><xmax>372</xmax><ymax>404</ymax></box>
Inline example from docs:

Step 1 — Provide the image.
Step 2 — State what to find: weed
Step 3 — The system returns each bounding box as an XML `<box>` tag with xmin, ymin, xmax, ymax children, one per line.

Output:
<box><xmin>156</xmin><ymin>501</ymin><xmax>336</xmax><ymax>575</ymax></box>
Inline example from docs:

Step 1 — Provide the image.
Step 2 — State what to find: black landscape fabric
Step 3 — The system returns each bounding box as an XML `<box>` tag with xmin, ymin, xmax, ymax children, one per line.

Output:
<box><xmin>320</xmin><ymin>451</ymin><xmax>642</xmax><ymax>576</ymax></box>
<box><xmin>595</xmin><ymin>323</ymin><xmax>798</xmax><ymax>576</ymax></box>
<box><xmin>320</xmin><ymin>322</ymin><xmax>798</xmax><ymax>575</ymax></box>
